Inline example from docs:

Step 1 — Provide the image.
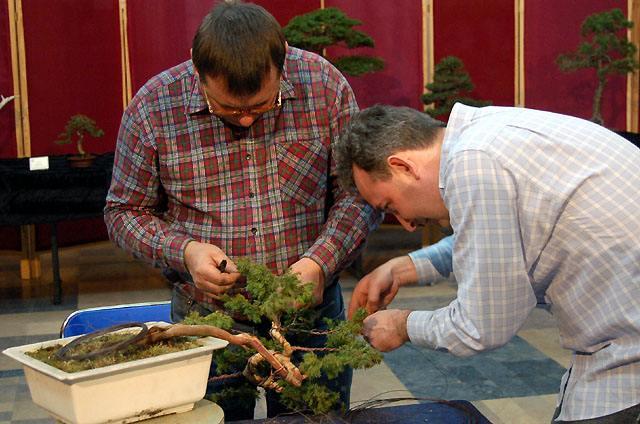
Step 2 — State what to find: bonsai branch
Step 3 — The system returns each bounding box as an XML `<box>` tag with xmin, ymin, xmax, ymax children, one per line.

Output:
<box><xmin>141</xmin><ymin>324</ymin><xmax>305</xmax><ymax>389</ymax></box>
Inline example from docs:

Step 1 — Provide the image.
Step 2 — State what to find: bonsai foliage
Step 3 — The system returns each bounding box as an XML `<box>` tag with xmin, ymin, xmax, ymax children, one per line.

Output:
<box><xmin>421</xmin><ymin>56</ymin><xmax>491</xmax><ymax>119</ymax></box>
<box><xmin>55</xmin><ymin>114</ymin><xmax>104</xmax><ymax>157</ymax></box>
<box><xmin>142</xmin><ymin>259</ymin><xmax>380</xmax><ymax>415</ymax></box>
<box><xmin>556</xmin><ymin>8</ymin><xmax>640</xmax><ymax>126</ymax></box>
<box><xmin>284</xmin><ymin>8</ymin><xmax>384</xmax><ymax>76</ymax></box>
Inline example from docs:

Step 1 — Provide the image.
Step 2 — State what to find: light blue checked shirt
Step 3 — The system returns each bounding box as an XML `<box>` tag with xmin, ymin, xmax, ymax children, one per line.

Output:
<box><xmin>406</xmin><ymin>104</ymin><xmax>640</xmax><ymax>421</ymax></box>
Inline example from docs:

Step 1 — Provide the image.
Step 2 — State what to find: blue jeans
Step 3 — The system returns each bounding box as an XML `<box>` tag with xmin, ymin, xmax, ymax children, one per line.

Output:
<box><xmin>171</xmin><ymin>280</ymin><xmax>352</xmax><ymax>421</ymax></box>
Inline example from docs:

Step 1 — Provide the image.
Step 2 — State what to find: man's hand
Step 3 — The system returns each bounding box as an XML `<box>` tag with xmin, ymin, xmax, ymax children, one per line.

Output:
<box><xmin>362</xmin><ymin>309</ymin><xmax>411</xmax><ymax>352</ymax></box>
<box><xmin>289</xmin><ymin>257</ymin><xmax>325</xmax><ymax>306</ymax></box>
<box><xmin>183</xmin><ymin>241</ymin><xmax>242</xmax><ymax>299</ymax></box>
<box><xmin>347</xmin><ymin>256</ymin><xmax>418</xmax><ymax>319</ymax></box>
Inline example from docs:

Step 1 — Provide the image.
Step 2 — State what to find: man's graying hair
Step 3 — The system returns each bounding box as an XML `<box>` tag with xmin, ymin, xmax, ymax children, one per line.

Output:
<box><xmin>334</xmin><ymin>104</ymin><xmax>445</xmax><ymax>191</ymax></box>
<box><xmin>192</xmin><ymin>0</ymin><xmax>286</xmax><ymax>96</ymax></box>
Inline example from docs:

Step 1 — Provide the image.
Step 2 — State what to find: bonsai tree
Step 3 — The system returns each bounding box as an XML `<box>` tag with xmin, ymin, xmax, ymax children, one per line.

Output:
<box><xmin>55</xmin><ymin>114</ymin><xmax>104</xmax><ymax>158</ymax></box>
<box><xmin>421</xmin><ymin>56</ymin><xmax>491</xmax><ymax>119</ymax></box>
<box><xmin>0</xmin><ymin>94</ymin><xmax>14</xmax><ymax>111</ymax></box>
<box><xmin>556</xmin><ymin>8</ymin><xmax>640</xmax><ymax>126</ymax></box>
<box><xmin>44</xmin><ymin>258</ymin><xmax>382</xmax><ymax>416</ymax></box>
<box><xmin>284</xmin><ymin>7</ymin><xmax>384</xmax><ymax>76</ymax></box>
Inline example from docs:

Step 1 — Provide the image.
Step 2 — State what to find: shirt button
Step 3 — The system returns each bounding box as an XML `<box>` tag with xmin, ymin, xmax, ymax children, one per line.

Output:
<box><xmin>251</xmin><ymin>227</ymin><xmax>258</xmax><ymax>235</ymax></box>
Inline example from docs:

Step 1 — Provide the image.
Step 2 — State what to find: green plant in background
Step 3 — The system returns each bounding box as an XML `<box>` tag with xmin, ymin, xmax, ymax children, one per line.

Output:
<box><xmin>556</xmin><ymin>8</ymin><xmax>639</xmax><ymax>126</ymax></box>
<box><xmin>55</xmin><ymin>114</ymin><xmax>104</xmax><ymax>157</ymax></box>
<box><xmin>283</xmin><ymin>7</ymin><xmax>384</xmax><ymax>76</ymax></box>
<box><xmin>421</xmin><ymin>56</ymin><xmax>492</xmax><ymax>119</ymax></box>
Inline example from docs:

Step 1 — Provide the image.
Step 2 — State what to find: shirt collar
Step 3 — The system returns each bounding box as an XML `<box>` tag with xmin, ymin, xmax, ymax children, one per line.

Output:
<box><xmin>439</xmin><ymin>103</ymin><xmax>477</xmax><ymax>190</ymax></box>
<box><xmin>185</xmin><ymin>60</ymin><xmax>297</xmax><ymax>116</ymax></box>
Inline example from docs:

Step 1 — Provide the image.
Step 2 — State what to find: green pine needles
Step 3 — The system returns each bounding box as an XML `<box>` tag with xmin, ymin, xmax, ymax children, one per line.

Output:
<box><xmin>556</xmin><ymin>8</ymin><xmax>639</xmax><ymax>126</ymax></box>
<box><xmin>421</xmin><ymin>56</ymin><xmax>491</xmax><ymax>119</ymax></box>
<box><xmin>284</xmin><ymin>8</ymin><xmax>384</xmax><ymax>77</ymax></box>
<box><xmin>183</xmin><ymin>258</ymin><xmax>382</xmax><ymax>415</ymax></box>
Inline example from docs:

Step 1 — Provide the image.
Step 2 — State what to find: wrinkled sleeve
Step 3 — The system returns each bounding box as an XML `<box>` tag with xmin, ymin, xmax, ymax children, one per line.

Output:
<box><xmin>104</xmin><ymin>96</ymin><xmax>193</xmax><ymax>273</ymax></box>
<box><xmin>408</xmin><ymin>235</ymin><xmax>454</xmax><ymax>285</ymax></box>
<box><xmin>302</xmin><ymin>68</ymin><xmax>382</xmax><ymax>281</ymax></box>
<box><xmin>407</xmin><ymin>150</ymin><xmax>536</xmax><ymax>356</ymax></box>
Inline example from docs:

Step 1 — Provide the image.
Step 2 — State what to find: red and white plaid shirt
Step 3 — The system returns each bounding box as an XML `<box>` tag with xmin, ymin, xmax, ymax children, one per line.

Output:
<box><xmin>105</xmin><ymin>47</ymin><xmax>379</xmax><ymax>299</ymax></box>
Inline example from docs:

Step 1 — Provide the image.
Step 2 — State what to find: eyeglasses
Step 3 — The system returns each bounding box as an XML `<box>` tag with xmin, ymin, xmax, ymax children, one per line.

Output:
<box><xmin>200</xmin><ymin>83</ymin><xmax>282</xmax><ymax>118</ymax></box>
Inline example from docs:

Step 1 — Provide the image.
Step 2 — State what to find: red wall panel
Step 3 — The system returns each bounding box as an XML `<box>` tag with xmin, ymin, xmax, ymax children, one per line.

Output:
<box><xmin>0</xmin><ymin>1</ymin><xmax>17</xmax><ymax>158</ymax></box>
<box><xmin>433</xmin><ymin>0</ymin><xmax>515</xmax><ymax>109</ymax></box>
<box><xmin>19</xmin><ymin>0</ymin><xmax>123</xmax><ymax>248</ymax></box>
<box><xmin>21</xmin><ymin>0</ymin><xmax>122</xmax><ymax>156</ymax></box>
<box><xmin>525</xmin><ymin>0</ymin><xmax>627</xmax><ymax>130</ymax></box>
<box><xmin>127</xmin><ymin>0</ymin><xmax>214</xmax><ymax>93</ymax></box>
<box><xmin>128</xmin><ymin>0</ymin><xmax>320</xmax><ymax>93</ymax></box>
<box><xmin>325</xmin><ymin>0</ymin><xmax>424</xmax><ymax>109</ymax></box>
<box><xmin>254</xmin><ymin>0</ymin><xmax>320</xmax><ymax>27</ymax></box>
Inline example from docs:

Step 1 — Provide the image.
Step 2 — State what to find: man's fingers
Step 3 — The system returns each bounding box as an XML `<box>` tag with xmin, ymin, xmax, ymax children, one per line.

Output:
<box><xmin>380</xmin><ymin>283</ymin><xmax>400</xmax><ymax>308</ymax></box>
<box><xmin>347</xmin><ymin>289</ymin><xmax>369</xmax><ymax>319</ymax></box>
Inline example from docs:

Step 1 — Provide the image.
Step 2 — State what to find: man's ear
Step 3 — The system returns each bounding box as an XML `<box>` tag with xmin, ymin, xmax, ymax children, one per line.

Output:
<box><xmin>387</xmin><ymin>155</ymin><xmax>420</xmax><ymax>179</ymax></box>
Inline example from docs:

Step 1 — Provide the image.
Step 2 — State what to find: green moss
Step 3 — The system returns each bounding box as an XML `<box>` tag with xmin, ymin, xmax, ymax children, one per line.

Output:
<box><xmin>27</xmin><ymin>333</ymin><xmax>200</xmax><ymax>373</ymax></box>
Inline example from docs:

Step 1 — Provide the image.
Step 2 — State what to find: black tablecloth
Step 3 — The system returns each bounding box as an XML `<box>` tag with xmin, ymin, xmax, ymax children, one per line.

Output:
<box><xmin>238</xmin><ymin>401</ymin><xmax>491</xmax><ymax>423</ymax></box>
<box><xmin>0</xmin><ymin>153</ymin><xmax>113</xmax><ymax>226</ymax></box>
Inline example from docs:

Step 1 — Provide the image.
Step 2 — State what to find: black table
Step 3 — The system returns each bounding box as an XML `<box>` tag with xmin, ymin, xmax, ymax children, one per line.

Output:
<box><xmin>0</xmin><ymin>153</ymin><xmax>114</xmax><ymax>304</ymax></box>
<box><xmin>238</xmin><ymin>400</ymin><xmax>491</xmax><ymax>423</ymax></box>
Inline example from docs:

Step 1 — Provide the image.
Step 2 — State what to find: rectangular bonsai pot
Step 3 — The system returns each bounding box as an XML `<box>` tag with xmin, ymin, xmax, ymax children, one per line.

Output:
<box><xmin>3</xmin><ymin>323</ymin><xmax>228</xmax><ymax>424</ymax></box>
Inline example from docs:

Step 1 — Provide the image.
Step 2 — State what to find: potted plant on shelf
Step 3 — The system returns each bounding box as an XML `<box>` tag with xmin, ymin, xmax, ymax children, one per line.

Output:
<box><xmin>421</xmin><ymin>56</ymin><xmax>492</xmax><ymax>120</ymax></box>
<box><xmin>55</xmin><ymin>114</ymin><xmax>104</xmax><ymax>168</ymax></box>
<box><xmin>556</xmin><ymin>8</ymin><xmax>639</xmax><ymax>130</ymax></box>
<box><xmin>283</xmin><ymin>7</ymin><xmax>385</xmax><ymax>76</ymax></box>
<box><xmin>4</xmin><ymin>259</ymin><xmax>381</xmax><ymax>422</ymax></box>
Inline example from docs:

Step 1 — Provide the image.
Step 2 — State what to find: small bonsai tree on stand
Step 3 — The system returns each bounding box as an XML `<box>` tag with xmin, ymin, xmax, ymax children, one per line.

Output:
<box><xmin>421</xmin><ymin>56</ymin><xmax>491</xmax><ymax>119</ymax></box>
<box><xmin>556</xmin><ymin>8</ymin><xmax>639</xmax><ymax>126</ymax></box>
<box><xmin>55</xmin><ymin>114</ymin><xmax>104</xmax><ymax>167</ymax></box>
<box><xmin>284</xmin><ymin>7</ymin><xmax>384</xmax><ymax>76</ymax></box>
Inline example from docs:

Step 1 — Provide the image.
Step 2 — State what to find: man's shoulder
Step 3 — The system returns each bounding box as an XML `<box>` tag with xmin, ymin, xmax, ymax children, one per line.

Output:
<box><xmin>136</xmin><ymin>60</ymin><xmax>194</xmax><ymax>100</ymax></box>
<box><xmin>285</xmin><ymin>46</ymin><xmax>343</xmax><ymax>82</ymax></box>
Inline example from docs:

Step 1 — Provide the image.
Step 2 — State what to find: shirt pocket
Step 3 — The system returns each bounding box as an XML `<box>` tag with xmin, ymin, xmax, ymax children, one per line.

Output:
<box><xmin>274</xmin><ymin>136</ymin><xmax>328</xmax><ymax>208</ymax></box>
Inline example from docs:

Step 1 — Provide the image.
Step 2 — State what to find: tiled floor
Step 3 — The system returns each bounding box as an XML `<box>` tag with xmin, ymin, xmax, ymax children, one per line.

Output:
<box><xmin>0</xmin><ymin>226</ymin><xmax>572</xmax><ymax>423</ymax></box>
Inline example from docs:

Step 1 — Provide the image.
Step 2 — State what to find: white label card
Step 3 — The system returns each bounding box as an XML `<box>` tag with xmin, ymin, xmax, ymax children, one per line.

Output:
<box><xmin>29</xmin><ymin>156</ymin><xmax>49</xmax><ymax>171</ymax></box>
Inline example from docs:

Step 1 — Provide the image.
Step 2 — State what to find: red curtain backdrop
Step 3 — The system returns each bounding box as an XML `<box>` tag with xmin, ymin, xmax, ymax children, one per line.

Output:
<box><xmin>127</xmin><ymin>0</ymin><xmax>214</xmax><ymax>93</ymax></box>
<box><xmin>254</xmin><ymin>0</ymin><xmax>320</xmax><ymax>27</ymax></box>
<box><xmin>0</xmin><ymin>0</ymin><xmax>16</xmax><ymax>158</ymax></box>
<box><xmin>21</xmin><ymin>0</ymin><xmax>122</xmax><ymax>157</ymax></box>
<box><xmin>433</xmin><ymin>0</ymin><xmax>515</xmax><ymax>109</ymax></box>
<box><xmin>524</xmin><ymin>0</ymin><xmax>627</xmax><ymax>130</ymax></box>
<box><xmin>325</xmin><ymin>0</ymin><xmax>424</xmax><ymax>109</ymax></box>
<box><xmin>20</xmin><ymin>0</ymin><xmax>123</xmax><ymax>249</ymax></box>
<box><xmin>127</xmin><ymin>0</ymin><xmax>319</xmax><ymax>94</ymax></box>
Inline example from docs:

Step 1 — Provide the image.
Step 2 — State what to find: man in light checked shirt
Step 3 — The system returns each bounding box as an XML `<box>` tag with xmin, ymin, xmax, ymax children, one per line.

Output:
<box><xmin>334</xmin><ymin>103</ymin><xmax>640</xmax><ymax>423</ymax></box>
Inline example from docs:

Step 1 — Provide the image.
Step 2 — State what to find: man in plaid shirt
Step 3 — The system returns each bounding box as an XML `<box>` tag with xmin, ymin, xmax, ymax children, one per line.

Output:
<box><xmin>104</xmin><ymin>1</ymin><xmax>379</xmax><ymax>419</ymax></box>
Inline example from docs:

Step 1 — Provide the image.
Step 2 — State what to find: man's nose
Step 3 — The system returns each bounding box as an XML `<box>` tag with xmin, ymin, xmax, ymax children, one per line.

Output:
<box><xmin>396</xmin><ymin>216</ymin><xmax>417</xmax><ymax>232</ymax></box>
<box><xmin>238</xmin><ymin>114</ymin><xmax>257</xmax><ymax>127</ymax></box>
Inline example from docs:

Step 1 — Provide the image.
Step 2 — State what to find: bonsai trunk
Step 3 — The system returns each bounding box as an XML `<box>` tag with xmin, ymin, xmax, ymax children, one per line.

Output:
<box><xmin>591</xmin><ymin>75</ymin><xmax>606</xmax><ymax>126</ymax></box>
<box><xmin>76</xmin><ymin>131</ymin><xmax>86</xmax><ymax>157</ymax></box>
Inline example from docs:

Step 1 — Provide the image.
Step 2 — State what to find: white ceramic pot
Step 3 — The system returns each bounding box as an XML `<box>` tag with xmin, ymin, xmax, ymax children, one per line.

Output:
<box><xmin>3</xmin><ymin>323</ymin><xmax>227</xmax><ymax>424</ymax></box>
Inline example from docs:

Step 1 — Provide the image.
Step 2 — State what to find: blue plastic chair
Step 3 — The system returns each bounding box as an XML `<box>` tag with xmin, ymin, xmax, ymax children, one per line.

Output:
<box><xmin>60</xmin><ymin>301</ymin><xmax>172</xmax><ymax>337</ymax></box>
